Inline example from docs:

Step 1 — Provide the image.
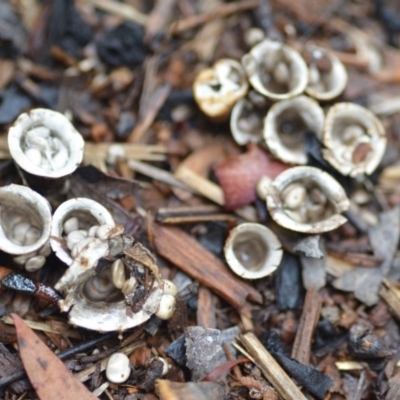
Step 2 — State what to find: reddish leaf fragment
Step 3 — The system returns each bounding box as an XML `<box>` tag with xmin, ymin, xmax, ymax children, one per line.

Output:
<box><xmin>213</xmin><ymin>144</ymin><xmax>289</xmax><ymax>210</ymax></box>
<box><xmin>11</xmin><ymin>314</ymin><xmax>97</xmax><ymax>400</ymax></box>
<box><xmin>202</xmin><ymin>358</ymin><xmax>249</xmax><ymax>382</ymax></box>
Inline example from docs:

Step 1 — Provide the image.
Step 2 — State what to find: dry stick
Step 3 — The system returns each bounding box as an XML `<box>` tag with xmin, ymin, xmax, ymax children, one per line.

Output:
<box><xmin>169</xmin><ymin>0</ymin><xmax>259</xmax><ymax>35</ymax></box>
<box><xmin>85</xmin><ymin>0</ymin><xmax>148</xmax><ymax>25</ymax></box>
<box><xmin>291</xmin><ymin>288</ymin><xmax>322</xmax><ymax>364</ymax></box>
<box><xmin>175</xmin><ymin>166</ymin><xmax>257</xmax><ymax>221</ymax></box>
<box><xmin>238</xmin><ymin>333</ymin><xmax>307</xmax><ymax>400</ymax></box>
<box><xmin>152</xmin><ymin>223</ymin><xmax>262</xmax><ymax>308</ymax></box>
<box><xmin>128</xmin><ymin>160</ymin><xmax>194</xmax><ymax>192</ymax></box>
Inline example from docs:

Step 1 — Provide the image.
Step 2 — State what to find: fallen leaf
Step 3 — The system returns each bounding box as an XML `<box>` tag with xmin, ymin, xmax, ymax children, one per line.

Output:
<box><xmin>11</xmin><ymin>314</ymin><xmax>97</xmax><ymax>400</ymax></box>
<box><xmin>213</xmin><ymin>144</ymin><xmax>289</xmax><ymax>210</ymax></box>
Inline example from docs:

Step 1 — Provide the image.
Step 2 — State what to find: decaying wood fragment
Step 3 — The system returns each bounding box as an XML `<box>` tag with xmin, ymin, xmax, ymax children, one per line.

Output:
<box><xmin>152</xmin><ymin>223</ymin><xmax>262</xmax><ymax>308</ymax></box>
<box><xmin>238</xmin><ymin>332</ymin><xmax>307</xmax><ymax>400</ymax></box>
<box><xmin>291</xmin><ymin>288</ymin><xmax>322</xmax><ymax>364</ymax></box>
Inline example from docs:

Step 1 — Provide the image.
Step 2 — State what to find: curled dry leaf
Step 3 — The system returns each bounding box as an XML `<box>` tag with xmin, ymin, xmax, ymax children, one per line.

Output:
<box><xmin>214</xmin><ymin>143</ymin><xmax>289</xmax><ymax>210</ymax></box>
<box><xmin>11</xmin><ymin>314</ymin><xmax>97</xmax><ymax>400</ymax></box>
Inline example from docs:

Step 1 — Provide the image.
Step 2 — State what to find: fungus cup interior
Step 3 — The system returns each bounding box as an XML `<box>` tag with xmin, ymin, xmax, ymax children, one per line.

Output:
<box><xmin>234</xmin><ymin>98</ymin><xmax>269</xmax><ymax>141</ymax></box>
<box><xmin>20</xmin><ymin>124</ymin><xmax>70</xmax><ymax>161</ymax></box>
<box><xmin>280</xmin><ymin>179</ymin><xmax>335</xmax><ymax>224</ymax></box>
<box><xmin>61</xmin><ymin>211</ymin><xmax>100</xmax><ymax>235</ymax></box>
<box><xmin>276</xmin><ymin>109</ymin><xmax>308</xmax><ymax>151</ymax></box>
<box><xmin>231</xmin><ymin>231</ymin><xmax>269</xmax><ymax>272</ymax></box>
<box><xmin>1</xmin><ymin>207</ymin><xmax>43</xmax><ymax>245</ymax></box>
<box><xmin>81</xmin><ymin>264</ymin><xmax>125</xmax><ymax>303</ymax></box>
<box><xmin>258</xmin><ymin>49</ymin><xmax>292</xmax><ymax>94</ymax></box>
<box><xmin>0</xmin><ymin>189</ymin><xmax>51</xmax><ymax>254</ymax></box>
<box><xmin>330</xmin><ymin>117</ymin><xmax>372</xmax><ymax>163</ymax></box>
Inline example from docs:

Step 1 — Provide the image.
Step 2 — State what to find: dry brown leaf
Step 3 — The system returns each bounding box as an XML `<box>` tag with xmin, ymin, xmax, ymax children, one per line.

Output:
<box><xmin>12</xmin><ymin>314</ymin><xmax>97</xmax><ymax>400</ymax></box>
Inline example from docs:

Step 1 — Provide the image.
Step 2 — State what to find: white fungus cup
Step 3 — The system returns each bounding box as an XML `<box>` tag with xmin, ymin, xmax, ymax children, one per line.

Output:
<box><xmin>224</xmin><ymin>223</ymin><xmax>283</xmax><ymax>280</ymax></box>
<box><xmin>8</xmin><ymin>108</ymin><xmax>84</xmax><ymax>195</ymax></box>
<box><xmin>0</xmin><ymin>184</ymin><xmax>52</xmax><ymax>256</ymax></box>
<box><xmin>50</xmin><ymin>197</ymin><xmax>115</xmax><ymax>266</ymax></box>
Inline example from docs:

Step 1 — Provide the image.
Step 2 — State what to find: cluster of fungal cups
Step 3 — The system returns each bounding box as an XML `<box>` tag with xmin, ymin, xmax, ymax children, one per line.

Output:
<box><xmin>194</xmin><ymin>39</ymin><xmax>387</xmax><ymax>280</ymax></box>
<box><xmin>2</xmin><ymin>109</ymin><xmax>177</xmax><ymax>332</ymax></box>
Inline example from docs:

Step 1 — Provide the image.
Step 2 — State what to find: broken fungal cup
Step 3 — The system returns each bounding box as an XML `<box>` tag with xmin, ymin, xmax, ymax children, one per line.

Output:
<box><xmin>193</xmin><ymin>58</ymin><xmax>249</xmax><ymax>119</ymax></box>
<box><xmin>55</xmin><ymin>236</ymin><xmax>176</xmax><ymax>332</ymax></box>
<box><xmin>50</xmin><ymin>198</ymin><xmax>115</xmax><ymax>266</ymax></box>
<box><xmin>263</xmin><ymin>95</ymin><xmax>324</xmax><ymax>164</ymax></box>
<box><xmin>266</xmin><ymin>166</ymin><xmax>350</xmax><ymax>233</ymax></box>
<box><xmin>303</xmin><ymin>45</ymin><xmax>348</xmax><ymax>101</ymax></box>
<box><xmin>322</xmin><ymin>102</ymin><xmax>387</xmax><ymax>177</ymax></box>
<box><xmin>242</xmin><ymin>39</ymin><xmax>308</xmax><ymax>100</ymax></box>
<box><xmin>230</xmin><ymin>91</ymin><xmax>270</xmax><ymax>146</ymax></box>
<box><xmin>0</xmin><ymin>184</ymin><xmax>52</xmax><ymax>270</ymax></box>
<box><xmin>8</xmin><ymin>108</ymin><xmax>84</xmax><ymax>195</ymax></box>
<box><xmin>224</xmin><ymin>223</ymin><xmax>283</xmax><ymax>279</ymax></box>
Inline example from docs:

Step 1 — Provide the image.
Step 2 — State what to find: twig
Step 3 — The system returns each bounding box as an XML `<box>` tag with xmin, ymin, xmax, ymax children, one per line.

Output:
<box><xmin>128</xmin><ymin>159</ymin><xmax>194</xmax><ymax>192</ymax></box>
<box><xmin>291</xmin><ymin>288</ymin><xmax>321</xmax><ymax>364</ymax></box>
<box><xmin>169</xmin><ymin>0</ymin><xmax>259</xmax><ymax>35</ymax></box>
<box><xmin>238</xmin><ymin>333</ymin><xmax>307</xmax><ymax>400</ymax></box>
<box><xmin>85</xmin><ymin>0</ymin><xmax>148</xmax><ymax>25</ymax></box>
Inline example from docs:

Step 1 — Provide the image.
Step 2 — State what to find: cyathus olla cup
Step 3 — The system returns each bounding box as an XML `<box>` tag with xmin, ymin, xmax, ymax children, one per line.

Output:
<box><xmin>0</xmin><ymin>184</ymin><xmax>52</xmax><ymax>271</ymax></box>
<box><xmin>8</xmin><ymin>108</ymin><xmax>84</xmax><ymax>195</ymax></box>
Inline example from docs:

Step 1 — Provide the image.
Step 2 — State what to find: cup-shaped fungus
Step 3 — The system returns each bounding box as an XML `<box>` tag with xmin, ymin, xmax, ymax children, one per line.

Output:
<box><xmin>303</xmin><ymin>45</ymin><xmax>348</xmax><ymax>101</ymax></box>
<box><xmin>230</xmin><ymin>91</ymin><xmax>270</xmax><ymax>145</ymax></box>
<box><xmin>55</xmin><ymin>231</ymin><xmax>177</xmax><ymax>332</ymax></box>
<box><xmin>266</xmin><ymin>166</ymin><xmax>350</xmax><ymax>233</ymax></box>
<box><xmin>50</xmin><ymin>198</ymin><xmax>116</xmax><ymax>266</ymax></box>
<box><xmin>322</xmin><ymin>103</ymin><xmax>386</xmax><ymax>177</ymax></box>
<box><xmin>242</xmin><ymin>40</ymin><xmax>308</xmax><ymax>100</ymax></box>
<box><xmin>193</xmin><ymin>59</ymin><xmax>248</xmax><ymax>119</ymax></box>
<box><xmin>263</xmin><ymin>95</ymin><xmax>324</xmax><ymax>164</ymax></box>
<box><xmin>8</xmin><ymin>108</ymin><xmax>84</xmax><ymax>195</ymax></box>
<box><xmin>0</xmin><ymin>184</ymin><xmax>52</xmax><ymax>271</ymax></box>
<box><xmin>224</xmin><ymin>223</ymin><xmax>282</xmax><ymax>279</ymax></box>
